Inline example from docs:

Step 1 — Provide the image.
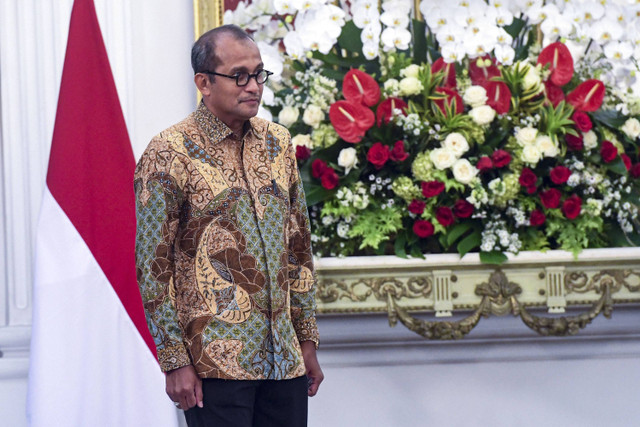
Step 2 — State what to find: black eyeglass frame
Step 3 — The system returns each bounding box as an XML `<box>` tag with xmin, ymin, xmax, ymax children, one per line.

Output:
<box><xmin>201</xmin><ymin>69</ymin><xmax>273</xmax><ymax>87</ymax></box>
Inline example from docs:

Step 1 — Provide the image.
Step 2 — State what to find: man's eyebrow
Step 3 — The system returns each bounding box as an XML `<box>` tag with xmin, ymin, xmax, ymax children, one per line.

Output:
<box><xmin>229</xmin><ymin>63</ymin><xmax>264</xmax><ymax>74</ymax></box>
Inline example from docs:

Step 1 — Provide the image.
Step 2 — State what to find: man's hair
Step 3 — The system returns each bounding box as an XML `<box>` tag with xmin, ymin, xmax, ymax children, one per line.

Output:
<box><xmin>191</xmin><ymin>24</ymin><xmax>254</xmax><ymax>79</ymax></box>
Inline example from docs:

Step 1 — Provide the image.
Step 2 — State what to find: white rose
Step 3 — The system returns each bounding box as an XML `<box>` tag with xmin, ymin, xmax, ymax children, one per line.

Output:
<box><xmin>399</xmin><ymin>76</ymin><xmax>423</xmax><ymax>96</ymax></box>
<box><xmin>452</xmin><ymin>159</ymin><xmax>478</xmax><ymax>184</ymax></box>
<box><xmin>337</xmin><ymin>147</ymin><xmax>359</xmax><ymax>175</ymax></box>
<box><xmin>469</xmin><ymin>105</ymin><xmax>496</xmax><ymax>125</ymax></box>
<box><xmin>430</xmin><ymin>148</ymin><xmax>457</xmax><ymax>170</ymax></box>
<box><xmin>515</xmin><ymin>127</ymin><xmax>538</xmax><ymax>146</ymax></box>
<box><xmin>443</xmin><ymin>132</ymin><xmax>469</xmax><ymax>157</ymax></box>
<box><xmin>621</xmin><ymin>118</ymin><xmax>640</xmax><ymax>139</ymax></box>
<box><xmin>463</xmin><ymin>85</ymin><xmax>488</xmax><ymax>108</ymax></box>
<box><xmin>278</xmin><ymin>106</ymin><xmax>299</xmax><ymax>127</ymax></box>
<box><xmin>522</xmin><ymin>63</ymin><xmax>543</xmax><ymax>93</ymax></box>
<box><xmin>291</xmin><ymin>134</ymin><xmax>312</xmax><ymax>149</ymax></box>
<box><xmin>535</xmin><ymin>135</ymin><xmax>559</xmax><ymax>157</ymax></box>
<box><xmin>583</xmin><ymin>130</ymin><xmax>598</xmax><ymax>150</ymax></box>
<box><xmin>400</xmin><ymin>64</ymin><xmax>421</xmax><ymax>78</ymax></box>
<box><xmin>521</xmin><ymin>145</ymin><xmax>542</xmax><ymax>164</ymax></box>
<box><xmin>302</xmin><ymin>104</ymin><xmax>324</xmax><ymax>128</ymax></box>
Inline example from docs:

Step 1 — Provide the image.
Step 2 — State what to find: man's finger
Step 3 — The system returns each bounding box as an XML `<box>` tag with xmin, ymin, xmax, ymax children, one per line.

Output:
<box><xmin>195</xmin><ymin>380</ymin><xmax>204</xmax><ymax>408</ymax></box>
<box><xmin>308</xmin><ymin>378</ymin><xmax>319</xmax><ymax>397</ymax></box>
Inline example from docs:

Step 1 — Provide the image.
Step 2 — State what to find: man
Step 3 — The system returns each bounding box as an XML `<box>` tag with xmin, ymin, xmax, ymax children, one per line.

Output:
<box><xmin>134</xmin><ymin>24</ymin><xmax>323</xmax><ymax>427</ymax></box>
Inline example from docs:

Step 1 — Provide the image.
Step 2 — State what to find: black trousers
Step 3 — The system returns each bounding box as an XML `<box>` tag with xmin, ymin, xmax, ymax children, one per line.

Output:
<box><xmin>184</xmin><ymin>375</ymin><xmax>308</xmax><ymax>427</ymax></box>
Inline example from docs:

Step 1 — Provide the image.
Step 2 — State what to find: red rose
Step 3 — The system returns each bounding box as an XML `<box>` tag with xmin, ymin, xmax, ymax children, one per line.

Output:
<box><xmin>530</xmin><ymin>209</ymin><xmax>546</xmax><ymax>226</ymax></box>
<box><xmin>390</xmin><ymin>140</ymin><xmax>409</xmax><ymax>162</ymax></box>
<box><xmin>621</xmin><ymin>154</ymin><xmax>631</xmax><ymax>171</ymax></box>
<box><xmin>572</xmin><ymin>111</ymin><xmax>592</xmax><ymax>132</ymax></box>
<box><xmin>421</xmin><ymin>180</ymin><xmax>445</xmax><ymax>198</ymax></box>
<box><xmin>408</xmin><ymin>199</ymin><xmax>426</xmax><ymax>215</ymax></box>
<box><xmin>519</xmin><ymin>168</ymin><xmax>537</xmax><ymax>189</ymax></box>
<box><xmin>296</xmin><ymin>145</ymin><xmax>311</xmax><ymax>161</ymax></box>
<box><xmin>565</xmin><ymin>134</ymin><xmax>584</xmax><ymax>151</ymax></box>
<box><xmin>436</xmin><ymin>206</ymin><xmax>454</xmax><ymax>227</ymax></box>
<box><xmin>320</xmin><ymin>168</ymin><xmax>339</xmax><ymax>190</ymax></box>
<box><xmin>562</xmin><ymin>195</ymin><xmax>582</xmax><ymax>219</ymax></box>
<box><xmin>413</xmin><ymin>219</ymin><xmax>434</xmax><ymax>238</ymax></box>
<box><xmin>550</xmin><ymin>165</ymin><xmax>571</xmax><ymax>184</ymax></box>
<box><xmin>453</xmin><ymin>199</ymin><xmax>474</xmax><ymax>218</ymax></box>
<box><xmin>491</xmin><ymin>149</ymin><xmax>511</xmax><ymax>168</ymax></box>
<box><xmin>476</xmin><ymin>156</ymin><xmax>493</xmax><ymax>172</ymax></box>
<box><xmin>367</xmin><ymin>142</ymin><xmax>390</xmax><ymax>169</ymax></box>
<box><xmin>631</xmin><ymin>163</ymin><xmax>640</xmax><ymax>178</ymax></box>
<box><xmin>540</xmin><ymin>188</ymin><xmax>562</xmax><ymax>209</ymax></box>
<box><xmin>312</xmin><ymin>159</ymin><xmax>328</xmax><ymax>178</ymax></box>
<box><xmin>600</xmin><ymin>140</ymin><xmax>618</xmax><ymax>163</ymax></box>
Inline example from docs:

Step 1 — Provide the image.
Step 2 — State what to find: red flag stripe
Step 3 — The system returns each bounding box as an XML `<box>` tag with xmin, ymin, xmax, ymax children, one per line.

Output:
<box><xmin>46</xmin><ymin>0</ymin><xmax>156</xmax><ymax>357</ymax></box>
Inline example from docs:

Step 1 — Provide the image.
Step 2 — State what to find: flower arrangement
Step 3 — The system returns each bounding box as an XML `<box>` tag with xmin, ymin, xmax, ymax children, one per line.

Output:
<box><xmin>226</xmin><ymin>0</ymin><xmax>640</xmax><ymax>262</ymax></box>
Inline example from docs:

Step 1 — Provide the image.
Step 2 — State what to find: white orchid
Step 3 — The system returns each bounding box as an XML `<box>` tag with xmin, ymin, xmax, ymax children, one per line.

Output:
<box><xmin>380</xmin><ymin>9</ymin><xmax>410</xmax><ymax>29</ymax></box>
<box><xmin>257</xmin><ymin>41</ymin><xmax>283</xmax><ymax>82</ymax></box>
<box><xmin>591</xmin><ymin>18</ymin><xmax>624</xmax><ymax>46</ymax></box>
<box><xmin>381</xmin><ymin>27</ymin><xmax>411</xmax><ymax>51</ymax></box>
<box><xmin>273</xmin><ymin>0</ymin><xmax>302</xmax><ymax>15</ymax></box>
<box><xmin>604</xmin><ymin>41</ymin><xmax>634</xmax><ymax>61</ymax></box>
<box><xmin>494</xmin><ymin>44</ymin><xmax>515</xmax><ymax>65</ymax></box>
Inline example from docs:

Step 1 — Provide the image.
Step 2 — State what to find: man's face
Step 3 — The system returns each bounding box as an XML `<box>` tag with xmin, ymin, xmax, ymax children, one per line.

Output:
<box><xmin>202</xmin><ymin>36</ymin><xmax>264</xmax><ymax>127</ymax></box>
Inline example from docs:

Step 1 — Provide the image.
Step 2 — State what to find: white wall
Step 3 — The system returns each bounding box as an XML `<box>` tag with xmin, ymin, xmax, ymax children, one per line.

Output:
<box><xmin>0</xmin><ymin>1</ymin><xmax>195</xmax><ymax>426</ymax></box>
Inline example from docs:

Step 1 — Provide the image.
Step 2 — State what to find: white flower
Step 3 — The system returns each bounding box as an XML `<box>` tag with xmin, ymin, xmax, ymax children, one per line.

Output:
<box><xmin>469</xmin><ymin>105</ymin><xmax>496</xmax><ymax>125</ymax></box>
<box><xmin>273</xmin><ymin>0</ymin><xmax>301</xmax><ymax>15</ymax></box>
<box><xmin>338</xmin><ymin>147</ymin><xmax>359</xmax><ymax>175</ymax></box>
<box><xmin>535</xmin><ymin>135</ymin><xmax>559</xmax><ymax>157</ymax></box>
<box><xmin>621</xmin><ymin>118</ymin><xmax>640</xmax><ymax>139</ymax></box>
<box><xmin>383</xmin><ymin>78</ymin><xmax>400</xmax><ymax>95</ymax></box>
<box><xmin>430</xmin><ymin>148</ymin><xmax>457</xmax><ymax>170</ymax></box>
<box><xmin>521</xmin><ymin>145</ymin><xmax>542</xmax><ymax>164</ymax></box>
<box><xmin>463</xmin><ymin>85</ymin><xmax>488</xmax><ymax>108</ymax></box>
<box><xmin>362</xmin><ymin>41</ymin><xmax>380</xmax><ymax>60</ymax></box>
<box><xmin>398</xmin><ymin>77</ymin><xmax>423</xmax><ymax>96</ymax></box>
<box><xmin>302</xmin><ymin>104</ymin><xmax>324</xmax><ymax>128</ymax></box>
<box><xmin>522</xmin><ymin>63</ymin><xmax>543</xmax><ymax>93</ymax></box>
<box><xmin>494</xmin><ymin>44</ymin><xmax>515</xmax><ymax>65</ymax></box>
<box><xmin>337</xmin><ymin>222</ymin><xmax>350</xmax><ymax>238</ymax></box>
<box><xmin>440</xmin><ymin>43</ymin><xmax>466</xmax><ymax>63</ymax></box>
<box><xmin>278</xmin><ymin>106</ymin><xmax>299</xmax><ymax>127</ymax></box>
<box><xmin>380</xmin><ymin>9</ymin><xmax>410</xmax><ymax>29</ymax></box>
<box><xmin>604</xmin><ymin>41</ymin><xmax>634</xmax><ymax>61</ymax></box>
<box><xmin>292</xmin><ymin>134</ymin><xmax>313</xmax><ymax>149</ymax></box>
<box><xmin>583</xmin><ymin>130</ymin><xmax>598</xmax><ymax>150</ymax></box>
<box><xmin>515</xmin><ymin>127</ymin><xmax>538</xmax><ymax>146</ymax></box>
<box><xmin>400</xmin><ymin>64</ymin><xmax>421</xmax><ymax>78</ymax></box>
<box><xmin>443</xmin><ymin>132</ymin><xmax>469</xmax><ymax>157</ymax></box>
<box><xmin>452</xmin><ymin>159</ymin><xmax>478</xmax><ymax>184</ymax></box>
<box><xmin>381</xmin><ymin>27</ymin><xmax>411</xmax><ymax>51</ymax></box>
<box><xmin>283</xmin><ymin>31</ymin><xmax>306</xmax><ymax>60</ymax></box>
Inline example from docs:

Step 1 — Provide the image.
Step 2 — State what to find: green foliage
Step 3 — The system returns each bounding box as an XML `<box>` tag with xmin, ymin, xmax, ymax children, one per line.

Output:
<box><xmin>541</xmin><ymin>101</ymin><xmax>575</xmax><ymax>138</ymax></box>
<box><xmin>349</xmin><ymin>206</ymin><xmax>403</xmax><ymax>250</ymax></box>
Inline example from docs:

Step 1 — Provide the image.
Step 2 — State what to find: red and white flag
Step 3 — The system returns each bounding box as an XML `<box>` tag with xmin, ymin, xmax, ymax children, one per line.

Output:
<box><xmin>27</xmin><ymin>0</ymin><xmax>179</xmax><ymax>425</ymax></box>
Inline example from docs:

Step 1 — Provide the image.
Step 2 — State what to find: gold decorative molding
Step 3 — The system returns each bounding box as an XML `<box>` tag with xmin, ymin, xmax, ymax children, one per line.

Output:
<box><xmin>194</xmin><ymin>0</ymin><xmax>224</xmax><ymax>40</ymax></box>
<box><xmin>316</xmin><ymin>249</ymin><xmax>640</xmax><ymax>339</ymax></box>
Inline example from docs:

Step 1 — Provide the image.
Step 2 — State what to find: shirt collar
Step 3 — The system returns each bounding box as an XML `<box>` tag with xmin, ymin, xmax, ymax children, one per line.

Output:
<box><xmin>194</xmin><ymin>101</ymin><xmax>262</xmax><ymax>144</ymax></box>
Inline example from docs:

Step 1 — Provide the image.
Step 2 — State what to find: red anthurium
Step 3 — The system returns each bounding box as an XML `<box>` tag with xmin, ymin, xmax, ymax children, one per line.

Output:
<box><xmin>433</xmin><ymin>87</ymin><xmax>463</xmax><ymax>116</ymax></box>
<box><xmin>329</xmin><ymin>100</ymin><xmax>375</xmax><ymax>143</ymax></box>
<box><xmin>485</xmin><ymin>81</ymin><xmax>511</xmax><ymax>114</ymax></box>
<box><xmin>537</xmin><ymin>42</ymin><xmax>574</xmax><ymax>87</ymax></box>
<box><xmin>469</xmin><ymin>55</ymin><xmax>501</xmax><ymax>87</ymax></box>
<box><xmin>343</xmin><ymin>69</ymin><xmax>380</xmax><ymax>107</ymax></box>
<box><xmin>567</xmin><ymin>79</ymin><xmax>605</xmax><ymax>112</ymax></box>
<box><xmin>431</xmin><ymin>57</ymin><xmax>457</xmax><ymax>88</ymax></box>
<box><xmin>376</xmin><ymin>97</ymin><xmax>408</xmax><ymax>127</ymax></box>
<box><xmin>544</xmin><ymin>81</ymin><xmax>565</xmax><ymax>107</ymax></box>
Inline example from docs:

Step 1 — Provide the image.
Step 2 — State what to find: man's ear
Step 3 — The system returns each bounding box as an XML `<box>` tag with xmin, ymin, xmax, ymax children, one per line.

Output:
<box><xmin>194</xmin><ymin>73</ymin><xmax>211</xmax><ymax>97</ymax></box>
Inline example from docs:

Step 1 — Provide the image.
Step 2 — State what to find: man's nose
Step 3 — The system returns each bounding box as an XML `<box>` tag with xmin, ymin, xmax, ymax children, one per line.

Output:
<box><xmin>244</xmin><ymin>76</ymin><xmax>260</xmax><ymax>93</ymax></box>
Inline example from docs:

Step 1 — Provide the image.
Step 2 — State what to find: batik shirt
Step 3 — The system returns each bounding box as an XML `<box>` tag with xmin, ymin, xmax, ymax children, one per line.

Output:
<box><xmin>134</xmin><ymin>102</ymin><xmax>319</xmax><ymax>380</ymax></box>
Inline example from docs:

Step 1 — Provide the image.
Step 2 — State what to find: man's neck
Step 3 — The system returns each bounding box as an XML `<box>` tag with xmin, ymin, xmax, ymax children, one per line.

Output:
<box><xmin>202</xmin><ymin>99</ymin><xmax>246</xmax><ymax>137</ymax></box>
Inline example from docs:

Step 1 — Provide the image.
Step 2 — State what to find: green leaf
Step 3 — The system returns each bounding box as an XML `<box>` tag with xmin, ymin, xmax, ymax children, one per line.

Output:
<box><xmin>446</xmin><ymin>222</ymin><xmax>472</xmax><ymax>247</ymax></box>
<box><xmin>457</xmin><ymin>231</ymin><xmax>481</xmax><ymax>257</ymax></box>
<box><xmin>592</xmin><ymin>109</ymin><xmax>627</xmax><ymax>129</ymax></box>
<box><xmin>338</xmin><ymin>21</ymin><xmax>364</xmax><ymax>53</ymax></box>
<box><xmin>394</xmin><ymin>231</ymin><xmax>408</xmax><ymax>258</ymax></box>
<box><xmin>305</xmin><ymin>184</ymin><xmax>334</xmax><ymax>206</ymax></box>
<box><xmin>410</xmin><ymin>245</ymin><xmax>425</xmax><ymax>259</ymax></box>
<box><xmin>606</xmin><ymin>157</ymin><xmax>628</xmax><ymax>175</ymax></box>
<box><xmin>480</xmin><ymin>251</ymin><xmax>508</xmax><ymax>265</ymax></box>
<box><xmin>503</xmin><ymin>17</ymin><xmax>526</xmax><ymax>39</ymax></box>
<box><xmin>608</xmin><ymin>225</ymin><xmax>640</xmax><ymax>247</ymax></box>
<box><xmin>412</xmin><ymin>19</ymin><xmax>427</xmax><ymax>64</ymax></box>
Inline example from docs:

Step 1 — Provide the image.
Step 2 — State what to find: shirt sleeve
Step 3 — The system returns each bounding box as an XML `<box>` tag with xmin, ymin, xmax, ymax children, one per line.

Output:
<box><xmin>285</xmin><ymin>138</ymin><xmax>320</xmax><ymax>348</ymax></box>
<box><xmin>134</xmin><ymin>136</ymin><xmax>192</xmax><ymax>372</ymax></box>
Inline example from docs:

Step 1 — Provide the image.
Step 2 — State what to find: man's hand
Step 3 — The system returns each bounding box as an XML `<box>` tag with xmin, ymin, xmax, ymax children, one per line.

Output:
<box><xmin>301</xmin><ymin>341</ymin><xmax>324</xmax><ymax>397</ymax></box>
<box><xmin>165</xmin><ymin>365</ymin><xmax>203</xmax><ymax>410</ymax></box>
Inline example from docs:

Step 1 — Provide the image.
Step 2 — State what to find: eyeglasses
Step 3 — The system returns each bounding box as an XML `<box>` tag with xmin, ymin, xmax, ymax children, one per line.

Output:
<box><xmin>201</xmin><ymin>69</ymin><xmax>273</xmax><ymax>87</ymax></box>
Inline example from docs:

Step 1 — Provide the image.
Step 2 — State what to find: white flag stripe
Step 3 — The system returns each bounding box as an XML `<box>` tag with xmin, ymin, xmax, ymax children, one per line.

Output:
<box><xmin>27</xmin><ymin>188</ymin><xmax>179</xmax><ymax>427</ymax></box>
